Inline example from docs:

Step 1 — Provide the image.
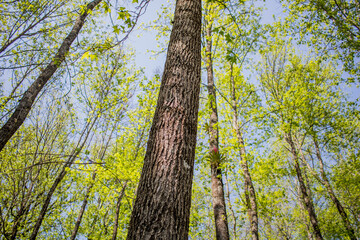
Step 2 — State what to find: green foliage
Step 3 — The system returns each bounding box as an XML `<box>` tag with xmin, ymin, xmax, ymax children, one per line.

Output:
<box><xmin>281</xmin><ymin>0</ymin><xmax>360</xmax><ymax>82</ymax></box>
<box><xmin>0</xmin><ymin>0</ymin><xmax>359</xmax><ymax>239</ymax></box>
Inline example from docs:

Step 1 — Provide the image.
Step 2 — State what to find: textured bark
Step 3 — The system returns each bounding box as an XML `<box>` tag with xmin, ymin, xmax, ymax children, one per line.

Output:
<box><xmin>205</xmin><ymin>23</ymin><xmax>230</xmax><ymax>240</ymax></box>
<box><xmin>313</xmin><ymin>138</ymin><xmax>356</xmax><ymax>240</ymax></box>
<box><xmin>111</xmin><ymin>181</ymin><xmax>128</xmax><ymax>240</ymax></box>
<box><xmin>126</xmin><ymin>0</ymin><xmax>201</xmax><ymax>238</ymax></box>
<box><xmin>0</xmin><ymin>0</ymin><xmax>102</xmax><ymax>152</ymax></box>
<box><xmin>230</xmin><ymin>64</ymin><xmax>259</xmax><ymax>240</ymax></box>
<box><xmin>70</xmin><ymin>172</ymin><xmax>97</xmax><ymax>240</ymax></box>
<box><xmin>285</xmin><ymin>133</ymin><xmax>323</xmax><ymax>240</ymax></box>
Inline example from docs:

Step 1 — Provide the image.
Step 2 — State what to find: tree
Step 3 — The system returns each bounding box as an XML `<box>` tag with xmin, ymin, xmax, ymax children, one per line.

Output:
<box><xmin>204</xmin><ymin>2</ymin><xmax>230</xmax><ymax>239</ymax></box>
<box><xmin>0</xmin><ymin>0</ymin><xmax>103</xmax><ymax>152</ymax></box>
<box><xmin>0</xmin><ymin>0</ymin><xmax>147</xmax><ymax>151</ymax></box>
<box><xmin>0</xmin><ymin>43</ymin><xmax>139</xmax><ymax>239</ymax></box>
<box><xmin>259</xmin><ymin>45</ymin><xmax>325</xmax><ymax>239</ymax></box>
<box><xmin>228</xmin><ymin>64</ymin><xmax>259</xmax><ymax>240</ymax></box>
<box><xmin>282</xmin><ymin>0</ymin><xmax>360</xmax><ymax>81</ymax></box>
<box><xmin>126</xmin><ymin>0</ymin><xmax>202</xmax><ymax>238</ymax></box>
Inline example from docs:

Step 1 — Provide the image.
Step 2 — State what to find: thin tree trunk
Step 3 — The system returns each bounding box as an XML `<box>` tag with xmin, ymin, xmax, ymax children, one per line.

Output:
<box><xmin>9</xmin><ymin>180</ymin><xmax>35</xmax><ymax>239</ymax></box>
<box><xmin>29</xmin><ymin>117</ymin><xmax>97</xmax><ymax>240</ymax></box>
<box><xmin>70</xmin><ymin>117</ymin><xmax>120</xmax><ymax>240</ymax></box>
<box><xmin>296</xmin><ymin>183</ymin><xmax>314</xmax><ymax>240</ymax></box>
<box><xmin>313</xmin><ymin>138</ymin><xmax>356</xmax><ymax>240</ymax></box>
<box><xmin>224</xmin><ymin>170</ymin><xmax>238</xmax><ymax>239</ymax></box>
<box><xmin>9</xmin><ymin>183</ymin><xmax>34</xmax><ymax>240</ymax></box>
<box><xmin>70</xmin><ymin>172</ymin><xmax>97</xmax><ymax>240</ymax></box>
<box><xmin>205</xmin><ymin>21</ymin><xmax>230</xmax><ymax>240</ymax></box>
<box><xmin>126</xmin><ymin>0</ymin><xmax>201</xmax><ymax>238</ymax></box>
<box><xmin>0</xmin><ymin>0</ymin><xmax>102</xmax><ymax>152</ymax></box>
<box><xmin>285</xmin><ymin>132</ymin><xmax>323</xmax><ymax>240</ymax></box>
<box><xmin>30</xmin><ymin>162</ymin><xmax>73</xmax><ymax>240</ymax></box>
<box><xmin>111</xmin><ymin>181</ymin><xmax>128</xmax><ymax>240</ymax></box>
<box><xmin>230</xmin><ymin>64</ymin><xmax>259</xmax><ymax>240</ymax></box>
<box><xmin>9</xmin><ymin>205</ymin><xmax>29</xmax><ymax>240</ymax></box>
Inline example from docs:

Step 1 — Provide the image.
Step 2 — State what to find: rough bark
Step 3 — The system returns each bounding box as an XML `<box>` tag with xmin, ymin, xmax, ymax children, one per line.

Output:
<box><xmin>111</xmin><ymin>181</ymin><xmax>128</xmax><ymax>240</ymax></box>
<box><xmin>205</xmin><ymin>22</ymin><xmax>230</xmax><ymax>240</ymax></box>
<box><xmin>285</xmin><ymin>133</ymin><xmax>323</xmax><ymax>240</ymax></box>
<box><xmin>0</xmin><ymin>0</ymin><xmax>102</xmax><ymax>152</ymax></box>
<box><xmin>126</xmin><ymin>0</ymin><xmax>202</xmax><ymax>238</ymax></box>
<box><xmin>230</xmin><ymin>64</ymin><xmax>259</xmax><ymax>240</ymax></box>
<box><xmin>313</xmin><ymin>138</ymin><xmax>356</xmax><ymax>240</ymax></box>
<box><xmin>70</xmin><ymin>172</ymin><xmax>97</xmax><ymax>240</ymax></box>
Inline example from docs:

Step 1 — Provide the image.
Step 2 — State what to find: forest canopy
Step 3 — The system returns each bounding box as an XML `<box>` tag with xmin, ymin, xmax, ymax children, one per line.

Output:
<box><xmin>0</xmin><ymin>0</ymin><xmax>359</xmax><ymax>239</ymax></box>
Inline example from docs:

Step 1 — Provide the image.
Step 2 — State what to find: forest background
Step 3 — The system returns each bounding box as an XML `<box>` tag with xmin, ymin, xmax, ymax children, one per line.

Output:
<box><xmin>0</xmin><ymin>0</ymin><xmax>359</xmax><ymax>239</ymax></box>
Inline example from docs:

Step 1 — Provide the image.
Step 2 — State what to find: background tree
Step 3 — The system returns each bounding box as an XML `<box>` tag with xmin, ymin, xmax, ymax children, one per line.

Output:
<box><xmin>203</xmin><ymin>2</ymin><xmax>230</xmax><ymax>239</ymax></box>
<box><xmin>282</xmin><ymin>0</ymin><xmax>360</xmax><ymax>82</ymax></box>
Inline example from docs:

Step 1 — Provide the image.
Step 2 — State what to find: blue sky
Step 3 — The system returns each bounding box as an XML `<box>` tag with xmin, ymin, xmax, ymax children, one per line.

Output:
<box><xmin>128</xmin><ymin>0</ymin><xmax>284</xmax><ymax>79</ymax></box>
<box><xmin>128</xmin><ymin>0</ymin><xmax>359</xmax><ymax>101</ymax></box>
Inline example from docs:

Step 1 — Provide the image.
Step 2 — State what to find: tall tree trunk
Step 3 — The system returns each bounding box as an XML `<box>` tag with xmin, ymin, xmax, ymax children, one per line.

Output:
<box><xmin>111</xmin><ymin>181</ymin><xmax>128</xmax><ymax>240</ymax></box>
<box><xmin>313</xmin><ymin>138</ymin><xmax>356</xmax><ymax>240</ymax></box>
<box><xmin>285</xmin><ymin>132</ymin><xmax>323</xmax><ymax>240</ymax></box>
<box><xmin>230</xmin><ymin>64</ymin><xmax>259</xmax><ymax>240</ymax></box>
<box><xmin>205</xmin><ymin>22</ymin><xmax>230</xmax><ymax>240</ymax></box>
<box><xmin>0</xmin><ymin>0</ymin><xmax>102</xmax><ymax>152</ymax></box>
<box><xmin>126</xmin><ymin>0</ymin><xmax>202</xmax><ymax>238</ymax></box>
<box><xmin>70</xmin><ymin>172</ymin><xmax>97</xmax><ymax>240</ymax></box>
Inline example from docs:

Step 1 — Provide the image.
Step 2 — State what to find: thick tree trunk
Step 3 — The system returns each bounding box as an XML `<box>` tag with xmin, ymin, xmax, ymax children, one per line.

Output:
<box><xmin>285</xmin><ymin>133</ymin><xmax>323</xmax><ymax>240</ymax></box>
<box><xmin>70</xmin><ymin>172</ymin><xmax>97</xmax><ymax>240</ymax></box>
<box><xmin>230</xmin><ymin>64</ymin><xmax>259</xmax><ymax>240</ymax></box>
<box><xmin>111</xmin><ymin>181</ymin><xmax>128</xmax><ymax>240</ymax></box>
<box><xmin>0</xmin><ymin>0</ymin><xmax>102</xmax><ymax>152</ymax></box>
<box><xmin>205</xmin><ymin>23</ymin><xmax>230</xmax><ymax>240</ymax></box>
<box><xmin>126</xmin><ymin>0</ymin><xmax>201</xmax><ymax>238</ymax></box>
<box><xmin>313</xmin><ymin>138</ymin><xmax>356</xmax><ymax>240</ymax></box>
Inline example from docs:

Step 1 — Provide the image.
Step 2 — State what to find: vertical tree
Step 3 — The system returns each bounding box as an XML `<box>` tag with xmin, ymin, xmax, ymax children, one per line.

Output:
<box><xmin>259</xmin><ymin>45</ymin><xmax>333</xmax><ymax>240</ymax></box>
<box><xmin>204</xmin><ymin>3</ymin><xmax>230</xmax><ymax>239</ymax></box>
<box><xmin>285</xmin><ymin>133</ymin><xmax>323</xmax><ymax>240</ymax></box>
<box><xmin>126</xmin><ymin>0</ymin><xmax>202</xmax><ymax>238</ymax></box>
<box><xmin>70</xmin><ymin>172</ymin><xmax>97</xmax><ymax>240</ymax></box>
<box><xmin>229</xmin><ymin>64</ymin><xmax>259</xmax><ymax>240</ymax></box>
<box><xmin>312</xmin><ymin>137</ymin><xmax>356</xmax><ymax>240</ymax></box>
